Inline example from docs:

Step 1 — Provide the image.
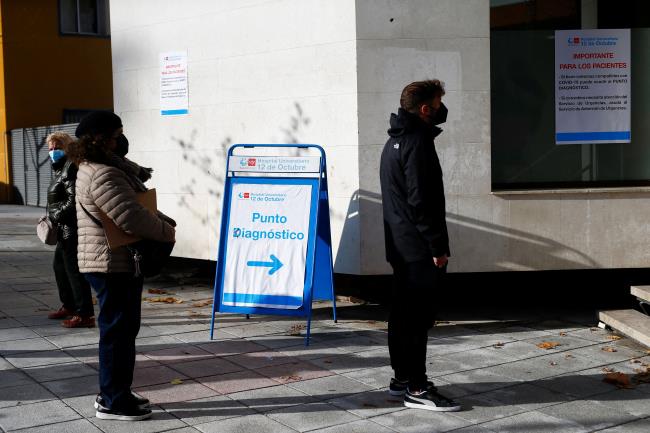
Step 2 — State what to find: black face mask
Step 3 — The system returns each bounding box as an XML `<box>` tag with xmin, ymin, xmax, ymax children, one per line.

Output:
<box><xmin>428</xmin><ymin>102</ymin><xmax>448</xmax><ymax>126</ymax></box>
<box><xmin>115</xmin><ymin>134</ymin><xmax>129</xmax><ymax>158</ymax></box>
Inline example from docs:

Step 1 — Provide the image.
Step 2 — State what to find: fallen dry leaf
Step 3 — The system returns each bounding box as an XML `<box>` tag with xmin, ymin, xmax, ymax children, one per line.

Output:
<box><xmin>590</xmin><ymin>327</ymin><xmax>600</xmax><ymax>332</ymax></box>
<box><xmin>493</xmin><ymin>342</ymin><xmax>505</xmax><ymax>348</ymax></box>
<box><xmin>323</xmin><ymin>360</ymin><xmax>333</xmax><ymax>364</ymax></box>
<box><xmin>280</xmin><ymin>375</ymin><xmax>302</xmax><ymax>382</ymax></box>
<box><xmin>191</xmin><ymin>299</ymin><xmax>212</xmax><ymax>308</ymax></box>
<box><xmin>601</xmin><ymin>346</ymin><xmax>618</xmax><ymax>353</ymax></box>
<box><xmin>603</xmin><ymin>372</ymin><xmax>635</xmax><ymax>389</ymax></box>
<box><xmin>631</xmin><ymin>359</ymin><xmax>642</xmax><ymax>364</ymax></box>
<box><xmin>602</xmin><ymin>367</ymin><xmax>616</xmax><ymax>373</ymax></box>
<box><xmin>549</xmin><ymin>361</ymin><xmax>558</xmax><ymax>366</ymax></box>
<box><xmin>362</xmin><ymin>402</ymin><xmax>378</xmax><ymax>408</ymax></box>
<box><xmin>288</xmin><ymin>324</ymin><xmax>306</xmax><ymax>336</ymax></box>
<box><xmin>148</xmin><ymin>288</ymin><xmax>170</xmax><ymax>295</ymax></box>
<box><xmin>147</xmin><ymin>296</ymin><xmax>183</xmax><ymax>304</ymax></box>
<box><xmin>537</xmin><ymin>341</ymin><xmax>561</xmax><ymax>350</ymax></box>
<box><xmin>607</xmin><ymin>335</ymin><xmax>622</xmax><ymax>341</ymax></box>
<box><xmin>565</xmin><ymin>354</ymin><xmax>575</xmax><ymax>359</ymax></box>
<box><xmin>559</xmin><ymin>332</ymin><xmax>567</xmax><ymax>337</ymax></box>
<box><xmin>92</xmin><ymin>297</ymin><xmax>97</xmax><ymax>305</ymax></box>
<box><xmin>170</xmin><ymin>378</ymin><xmax>183</xmax><ymax>385</ymax></box>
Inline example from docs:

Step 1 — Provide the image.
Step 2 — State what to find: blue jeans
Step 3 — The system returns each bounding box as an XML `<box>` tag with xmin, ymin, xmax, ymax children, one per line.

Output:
<box><xmin>85</xmin><ymin>272</ymin><xmax>144</xmax><ymax>409</ymax></box>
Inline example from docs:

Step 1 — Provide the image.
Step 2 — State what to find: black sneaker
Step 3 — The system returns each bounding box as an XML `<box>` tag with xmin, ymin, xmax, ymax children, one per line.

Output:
<box><xmin>404</xmin><ymin>385</ymin><xmax>461</xmax><ymax>412</ymax></box>
<box><xmin>94</xmin><ymin>393</ymin><xmax>151</xmax><ymax>410</ymax></box>
<box><xmin>389</xmin><ymin>378</ymin><xmax>408</xmax><ymax>396</ymax></box>
<box><xmin>95</xmin><ymin>405</ymin><xmax>152</xmax><ymax>421</ymax></box>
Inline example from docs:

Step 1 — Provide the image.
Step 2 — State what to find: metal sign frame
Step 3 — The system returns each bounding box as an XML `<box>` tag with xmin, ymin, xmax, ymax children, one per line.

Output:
<box><xmin>210</xmin><ymin>144</ymin><xmax>336</xmax><ymax>346</ymax></box>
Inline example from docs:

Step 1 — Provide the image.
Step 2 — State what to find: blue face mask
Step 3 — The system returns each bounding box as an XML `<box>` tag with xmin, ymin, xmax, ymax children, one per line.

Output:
<box><xmin>49</xmin><ymin>149</ymin><xmax>65</xmax><ymax>163</ymax></box>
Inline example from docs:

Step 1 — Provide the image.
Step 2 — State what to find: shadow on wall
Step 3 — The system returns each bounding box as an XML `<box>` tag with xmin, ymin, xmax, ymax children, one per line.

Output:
<box><xmin>172</xmin><ymin>102</ymin><xmax>314</xmax><ymax>228</ymax></box>
<box><xmin>335</xmin><ymin>189</ymin><xmax>600</xmax><ymax>274</ymax></box>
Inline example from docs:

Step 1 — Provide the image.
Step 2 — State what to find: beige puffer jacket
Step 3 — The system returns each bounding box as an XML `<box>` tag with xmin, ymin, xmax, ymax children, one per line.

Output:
<box><xmin>75</xmin><ymin>161</ymin><xmax>175</xmax><ymax>273</ymax></box>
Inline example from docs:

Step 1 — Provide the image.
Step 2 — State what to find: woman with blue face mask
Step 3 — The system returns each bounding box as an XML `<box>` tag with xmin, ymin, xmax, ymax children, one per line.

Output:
<box><xmin>45</xmin><ymin>132</ymin><xmax>95</xmax><ymax>328</ymax></box>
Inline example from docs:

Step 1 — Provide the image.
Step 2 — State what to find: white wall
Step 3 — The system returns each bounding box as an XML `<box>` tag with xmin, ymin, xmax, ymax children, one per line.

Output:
<box><xmin>112</xmin><ymin>0</ymin><xmax>650</xmax><ymax>275</ymax></box>
<box><xmin>110</xmin><ymin>0</ymin><xmax>361</xmax><ymax>273</ymax></box>
<box><xmin>355</xmin><ymin>0</ymin><xmax>491</xmax><ymax>274</ymax></box>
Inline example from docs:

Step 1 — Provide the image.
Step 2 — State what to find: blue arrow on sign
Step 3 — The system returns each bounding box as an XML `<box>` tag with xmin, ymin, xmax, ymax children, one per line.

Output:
<box><xmin>247</xmin><ymin>254</ymin><xmax>283</xmax><ymax>275</ymax></box>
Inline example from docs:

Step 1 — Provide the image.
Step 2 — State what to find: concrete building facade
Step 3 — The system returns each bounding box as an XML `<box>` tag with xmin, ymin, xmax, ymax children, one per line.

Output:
<box><xmin>109</xmin><ymin>0</ymin><xmax>650</xmax><ymax>276</ymax></box>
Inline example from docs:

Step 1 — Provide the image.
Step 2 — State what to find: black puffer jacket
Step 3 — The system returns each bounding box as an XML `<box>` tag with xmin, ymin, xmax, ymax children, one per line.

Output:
<box><xmin>47</xmin><ymin>158</ymin><xmax>78</xmax><ymax>241</ymax></box>
<box><xmin>379</xmin><ymin>108</ymin><xmax>450</xmax><ymax>264</ymax></box>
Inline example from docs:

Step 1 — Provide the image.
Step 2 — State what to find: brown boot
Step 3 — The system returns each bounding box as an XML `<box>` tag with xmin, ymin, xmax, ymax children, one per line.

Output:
<box><xmin>48</xmin><ymin>306</ymin><xmax>73</xmax><ymax>320</ymax></box>
<box><xmin>62</xmin><ymin>315</ymin><xmax>95</xmax><ymax>328</ymax></box>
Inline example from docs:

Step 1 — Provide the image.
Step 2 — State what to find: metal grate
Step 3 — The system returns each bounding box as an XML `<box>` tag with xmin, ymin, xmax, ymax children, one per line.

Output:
<box><xmin>10</xmin><ymin>123</ymin><xmax>78</xmax><ymax>207</ymax></box>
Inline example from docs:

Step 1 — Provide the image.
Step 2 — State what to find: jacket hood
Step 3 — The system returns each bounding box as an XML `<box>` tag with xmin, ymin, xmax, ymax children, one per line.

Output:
<box><xmin>387</xmin><ymin>108</ymin><xmax>442</xmax><ymax>139</ymax></box>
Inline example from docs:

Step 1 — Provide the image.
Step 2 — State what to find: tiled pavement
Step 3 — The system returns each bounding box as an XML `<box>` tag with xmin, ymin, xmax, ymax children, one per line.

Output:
<box><xmin>2</xmin><ymin>205</ymin><xmax>650</xmax><ymax>433</ymax></box>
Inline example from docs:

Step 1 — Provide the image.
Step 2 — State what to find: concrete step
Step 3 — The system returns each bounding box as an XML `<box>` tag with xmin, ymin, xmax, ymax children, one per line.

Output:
<box><xmin>631</xmin><ymin>285</ymin><xmax>650</xmax><ymax>303</ymax></box>
<box><xmin>599</xmin><ymin>309</ymin><xmax>650</xmax><ymax>348</ymax></box>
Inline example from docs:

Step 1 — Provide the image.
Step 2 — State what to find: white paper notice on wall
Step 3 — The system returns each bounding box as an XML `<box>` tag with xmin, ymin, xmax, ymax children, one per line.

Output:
<box><xmin>555</xmin><ymin>29</ymin><xmax>631</xmax><ymax>145</ymax></box>
<box><xmin>160</xmin><ymin>51</ymin><xmax>189</xmax><ymax>115</ymax></box>
<box><xmin>222</xmin><ymin>183</ymin><xmax>312</xmax><ymax>309</ymax></box>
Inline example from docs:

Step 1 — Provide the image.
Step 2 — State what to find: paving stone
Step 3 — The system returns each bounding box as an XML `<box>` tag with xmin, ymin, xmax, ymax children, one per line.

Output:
<box><xmin>0</xmin><ymin>326</ymin><xmax>40</xmax><ymax>342</ymax></box>
<box><xmin>198</xmin><ymin>369</ymin><xmax>279</xmax><ymax>395</ymax></box>
<box><xmin>0</xmin><ymin>368</ymin><xmax>36</xmax><ymax>389</ymax></box>
<box><xmin>161</xmin><ymin>394</ymin><xmax>255</xmax><ymax>425</ymax></box>
<box><xmin>371</xmin><ymin>407</ymin><xmax>471</xmax><ymax>432</ymax></box>
<box><xmin>175</xmin><ymin>328</ymin><xmax>238</xmax><ymax>343</ymax></box>
<box><xmin>135</xmin><ymin>379</ymin><xmax>219</xmax><ymax>405</ymax></box>
<box><xmin>597</xmin><ymin>417</ymin><xmax>650</xmax><ymax>432</ymax></box>
<box><xmin>169</xmin><ymin>357</ymin><xmax>244</xmax><ymax>378</ymax></box>
<box><xmin>0</xmin><ymin>317</ymin><xmax>23</xmax><ymax>329</ymax></box>
<box><xmin>0</xmin><ymin>400</ymin><xmax>80</xmax><ymax>431</ymax></box>
<box><xmin>245</xmin><ymin>333</ymin><xmax>306</xmax><ymax>349</ymax></box>
<box><xmin>135</xmin><ymin>335</ymin><xmax>184</xmax><ymax>352</ymax></box>
<box><xmin>481</xmin><ymin>410</ymin><xmax>587</xmax><ymax>433</ymax></box>
<box><xmin>197</xmin><ymin>339</ymin><xmax>267</xmax><ymax>357</ymax></box>
<box><xmin>538</xmin><ymin>398</ymin><xmax>640</xmax><ymax>431</ymax></box>
<box><xmin>6</xmin><ymin>418</ymin><xmax>102</xmax><ymax>433</ymax></box>
<box><xmin>535</xmin><ymin>372</ymin><xmax>618</xmax><ymax>399</ymax></box>
<box><xmin>256</xmin><ymin>359</ymin><xmax>334</xmax><ymax>384</ymax></box>
<box><xmin>485</xmin><ymin>383</ymin><xmax>575</xmax><ymax>411</ymax></box>
<box><xmin>41</xmin><ymin>374</ymin><xmax>98</xmax><ymax>398</ymax></box>
<box><xmin>0</xmin><ymin>337</ymin><xmax>58</xmax><ymax>355</ymax></box>
<box><xmin>268</xmin><ymin>401</ymin><xmax>361</xmax><ymax>432</ymax></box>
<box><xmin>5</xmin><ymin>349</ymin><xmax>77</xmax><ymax>368</ymax></box>
<box><xmin>0</xmin><ymin>382</ymin><xmax>56</xmax><ymax>408</ymax></box>
<box><xmin>194</xmin><ymin>413</ymin><xmax>296</xmax><ymax>433</ymax></box>
<box><xmin>327</xmin><ymin>389</ymin><xmax>404</xmax><ymax>418</ymax></box>
<box><xmin>91</xmin><ymin>406</ymin><xmax>187</xmax><ymax>433</ymax></box>
<box><xmin>288</xmin><ymin>374</ymin><xmax>374</xmax><ymax>400</ymax></box>
<box><xmin>62</xmin><ymin>394</ymin><xmax>98</xmax><ymax>418</ymax></box>
<box><xmin>45</xmin><ymin>330</ymin><xmax>99</xmax><ymax>349</ymax></box>
<box><xmin>226</xmin><ymin>349</ymin><xmax>296</xmax><ymax>370</ymax></box>
<box><xmin>132</xmin><ymin>364</ymin><xmax>189</xmax><ymax>388</ymax></box>
<box><xmin>229</xmin><ymin>383</ymin><xmax>316</xmax><ymax>413</ymax></box>
<box><xmin>442</xmin><ymin>347</ymin><xmax>517</xmax><ymax>371</ymax></box>
<box><xmin>446</xmin><ymin>392</ymin><xmax>530</xmax><ymax>425</ymax></box>
<box><xmin>217</xmin><ymin>323</ymin><xmax>284</xmax><ymax>339</ymax></box>
<box><xmin>439</xmin><ymin>366</ymin><xmax>522</xmax><ymax>394</ymax></box>
<box><xmin>142</xmin><ymin>344</ymin><xmax>214</xmax><ymax>365</ymax></box>
<box><xmin>587</xmin><ymin>389</ymin><xmax>650</xmax><ymax>419</ymax></box>
<box><xmin>341</xmin><ymin>366</ymin><xmax>394</xmax><ymax>390</ymax></box>
<box><xmin>23</xmin><ymin>361</ymin><xmax>97</xmax><ymax>383</ymax></box>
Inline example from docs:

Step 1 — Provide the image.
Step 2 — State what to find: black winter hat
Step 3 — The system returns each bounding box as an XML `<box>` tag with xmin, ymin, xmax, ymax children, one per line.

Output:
<box><xmin>75</xmin><ymin>111</ymin><xmax>123</xmax><ymax>138</ymax></box>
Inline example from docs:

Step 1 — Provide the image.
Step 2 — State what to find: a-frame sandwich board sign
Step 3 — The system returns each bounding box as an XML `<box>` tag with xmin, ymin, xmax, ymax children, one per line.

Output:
<box><xmin>210</xmin><ymin>144</ymin><xmax>336</xmax><ymax>346</ymax></box>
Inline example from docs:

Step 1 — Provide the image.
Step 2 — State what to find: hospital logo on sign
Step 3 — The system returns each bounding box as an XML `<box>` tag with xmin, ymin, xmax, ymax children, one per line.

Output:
<box><xmin>238</xmin><ymin>192</ymin><xmax>251</xmax><ymax>200</ymax></box>
<box><xmin>567</xmin><ymin>37</ymin><xmax>580</xmax><ymax>45</ymax></box>
<box><xmin>238</xmin><ymin>158</ymin><xmax>257</xmax><ymax>168</ymax></box>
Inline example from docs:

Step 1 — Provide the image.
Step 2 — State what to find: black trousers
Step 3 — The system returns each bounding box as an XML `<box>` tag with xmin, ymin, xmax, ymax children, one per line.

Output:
<box><xmin>53</xmin><ymin>237</ymin><xmax>94</xmax><ymax>316</ymax></box>
<box><xmin>85</xmin><ymin>272</ymin><xmax>144</xmax><ymax>410</ymax></box>
<box><xmin>388</xmin><ymin>259</ymin><xmax>445</xmax><ymax>389</ymax></box>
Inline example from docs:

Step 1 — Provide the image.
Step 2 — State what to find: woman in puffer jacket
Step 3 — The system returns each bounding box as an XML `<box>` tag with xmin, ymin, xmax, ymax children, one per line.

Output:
<box><xmin>66</xmin><ymin>111</ymin><xmax>175</xmax><ymax>422</ymax></box>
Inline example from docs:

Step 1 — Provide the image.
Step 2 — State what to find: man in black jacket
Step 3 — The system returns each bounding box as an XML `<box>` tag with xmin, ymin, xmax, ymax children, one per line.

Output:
<box><xmin>379</xmin><ymin>80</ymin><xmax>460</xmax><ymax>412</ymax></box>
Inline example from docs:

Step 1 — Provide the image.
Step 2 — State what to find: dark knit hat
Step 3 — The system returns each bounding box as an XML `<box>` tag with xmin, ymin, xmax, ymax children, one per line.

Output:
<box><xmin>75</xmin><ymin>111</ymin><xmax>123</xmax><ymax>138</ymax></box>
